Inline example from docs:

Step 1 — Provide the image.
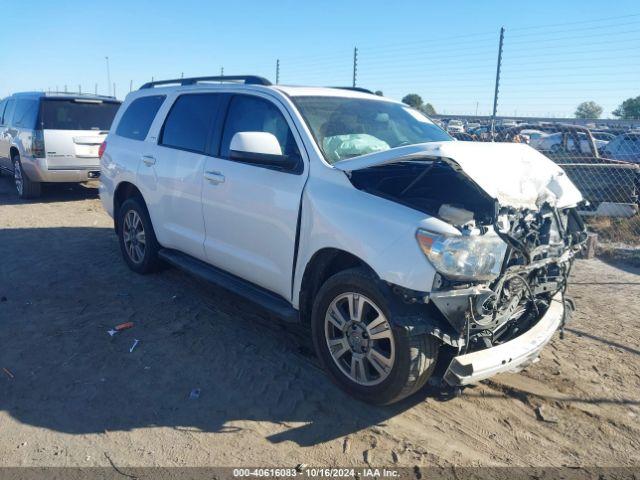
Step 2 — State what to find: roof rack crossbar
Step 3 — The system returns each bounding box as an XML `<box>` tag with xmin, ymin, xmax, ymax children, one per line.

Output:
<box><xmin>139</xmin><ymin>75</ymin><xmax>272</xmax><ymax>89</ymax></box>
<box><xmin>329</xmin><ymin>86</ymin><xmax>374</xmax><ymax>94</ymax></box>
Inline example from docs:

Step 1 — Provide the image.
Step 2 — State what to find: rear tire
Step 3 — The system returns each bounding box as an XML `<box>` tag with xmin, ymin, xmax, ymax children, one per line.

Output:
<box><xmin>311</xmin><ymin>267</ymin><xmax>439</xmax><ymax>405</ymax></box>
<box><xmin>117</xmin><ymin>197</ymin><xmax>162</xmax><ymax>274</ymax></box>
<box><xmin>13</xmin><ymin>155</ymin><xmax>41</xmax><ymax>199</ymax></box>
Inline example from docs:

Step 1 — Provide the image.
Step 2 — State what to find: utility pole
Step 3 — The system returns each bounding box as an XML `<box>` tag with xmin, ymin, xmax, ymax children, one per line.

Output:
<box><xmin>220</xmin><ymin>67</ymin><xmax>224</xmax><ymax>83</ymax></box>
<box><xmin>78</xmin><ymin>85</ymin><xmax>82</xmax><ymax>94</ymax></box>
<box><xmin>276</xmin><ymin>59</ymin><xmax>280</xmax><ymax>85</ymax></box>
<box><xmin>113</xmin><ymin>83</ymin><xmax>116</xmax><ymax>99</ymax></box>
<box><xmin>129</xmin><ymin>80</ymin><xmax>133</xmax><ymax>92</ymax></box>
<box><xmin>105</xmin><ymin>56</ymin><xmax>111</xmax><ymax>96</ymax></box>
<box><xmin>490</xmin><ymin>27</ymin><xmax>504</xmax><ymax>140</ymax></box>
<box><xmin>352</xmin><ymin>47</ymin><xmax>358</xmax><ymax>88</ymax></box>
<box><xmin>475</xmin><ymin>101</ymin><xmax>479</xmax><ymax>116</ymax></box>
<box><xmin>95</xmin><ymin>83</ymin><xmax>98</xmax><ymax>95</ymax></box>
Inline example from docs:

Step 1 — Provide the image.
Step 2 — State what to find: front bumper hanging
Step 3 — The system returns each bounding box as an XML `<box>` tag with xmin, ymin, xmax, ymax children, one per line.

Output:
<box><xmin>443</xmin><ymin>291</ymin><xmax>565</xmax><ymax>386</ymax></box>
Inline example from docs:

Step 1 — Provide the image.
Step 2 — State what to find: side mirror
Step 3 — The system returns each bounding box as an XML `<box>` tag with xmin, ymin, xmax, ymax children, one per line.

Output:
<box><xmin>229</xmin><ymin>132</ymin><xmax>298</xmax><ymax>170</ymax></box>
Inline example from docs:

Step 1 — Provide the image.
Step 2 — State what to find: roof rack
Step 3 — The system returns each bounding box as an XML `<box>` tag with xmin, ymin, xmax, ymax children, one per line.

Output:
<box><xmin>329</xmin><ymin>86</ymin><xmax>374</xmax><ymax>94</ymax></box>
<box><xmin>139</xmin><ymin>75</ymin><xmax>272</xmax><ymax>89</ymax></box>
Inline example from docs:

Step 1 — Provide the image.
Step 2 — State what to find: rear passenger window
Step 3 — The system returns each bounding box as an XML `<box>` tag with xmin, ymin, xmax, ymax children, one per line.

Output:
<box><xmin>160</xmin><ymin>94</ymin><xmax>224</xmax><ymax>154</ymax></box>
<box><xmin>116</xmin><ymin>95</ymin><xmax>165</xmax><ymax>141</ymax></box>
<box><xmin>12</xmin><ymin>99</ymin><xmax>39</xmax><ymax>129</ymax></box>
<box><xmin>220</xmin><ymin>95</ymin><xmax>300</xmax><ymax>160</ymax></box>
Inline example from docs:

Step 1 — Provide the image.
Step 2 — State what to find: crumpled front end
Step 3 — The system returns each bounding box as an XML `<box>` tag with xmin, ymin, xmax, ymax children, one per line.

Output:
<box><xmin>431</xmin><ymin>205</ymin><xmax>587</xmax><ymax>385</ymax></box>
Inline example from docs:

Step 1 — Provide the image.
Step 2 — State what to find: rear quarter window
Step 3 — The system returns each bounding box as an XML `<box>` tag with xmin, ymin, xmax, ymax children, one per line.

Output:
<box><xmin>115</xmin><ymin>95</ymin><xmax>165</xmax><ymax>140</ymax></box>
<box><xmin>13</xmin><ymin>99</ymin><xmax>40</xmax><ymax>129</ymax></box>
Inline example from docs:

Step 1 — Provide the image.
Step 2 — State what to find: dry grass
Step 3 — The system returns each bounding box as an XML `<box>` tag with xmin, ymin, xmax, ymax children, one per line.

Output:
<box><xmin>584</xmin><ymin>215</ymin><xmax>640</xmax><ymax>244</ymax></box>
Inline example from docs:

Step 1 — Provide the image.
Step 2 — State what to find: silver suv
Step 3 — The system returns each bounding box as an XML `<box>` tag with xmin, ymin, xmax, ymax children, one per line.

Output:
<box><xmin>0</xmin><ymin>92</ymin><xmax>121</xmax><ymax>198</ymax></box>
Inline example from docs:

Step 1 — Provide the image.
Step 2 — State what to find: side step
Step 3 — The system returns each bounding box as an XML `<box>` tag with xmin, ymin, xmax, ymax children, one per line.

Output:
<box><xmin>158</xmin><ymin>249</ymin><xmax>299</xmax><ymax>323</ymax></box>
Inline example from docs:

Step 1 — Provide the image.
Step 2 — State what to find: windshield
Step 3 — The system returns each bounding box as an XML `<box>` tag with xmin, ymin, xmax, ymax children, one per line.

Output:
<box><xmin>40</xmin><ymin>99</ymin><xmax>120</xmax><ymax>131</ymax></box>
<box><xmin>292</xmin><ymin>96</ymin><xmax>452</xmax><ymax>164</ymax></box>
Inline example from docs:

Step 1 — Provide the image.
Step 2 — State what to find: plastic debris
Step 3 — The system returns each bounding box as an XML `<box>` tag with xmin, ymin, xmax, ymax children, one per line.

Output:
<box><xmin>107</xmin><ymin>322</ymin><xmax>134</xmax><ymax>337</ymax></box>
<box><xmin>189</xmin><ymin>388</ymin><xmax>201</xmax><ymax>400</ymax></box>
<box><xmin>3</xmin><ymin>368</ymin><xmax>15</xmax><ymax>379</ymax></box>
<box><xmin>129</xmin><ymin>339</ymin><xmax>140</xmax><ymax>353</ymax></box>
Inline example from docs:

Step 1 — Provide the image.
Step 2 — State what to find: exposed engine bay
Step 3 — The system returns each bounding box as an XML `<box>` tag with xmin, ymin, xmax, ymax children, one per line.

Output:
<box><xmin>349</xmin><ymin>159</ymin><xmax>588</xmax><ymax>352</ymax></box>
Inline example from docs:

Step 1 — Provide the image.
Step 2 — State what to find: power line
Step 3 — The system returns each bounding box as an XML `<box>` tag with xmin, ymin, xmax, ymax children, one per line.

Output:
<box><xmin>509</xmin><ymin>12</ymin><xmax>640</xmax><ymax>31</ymax></box>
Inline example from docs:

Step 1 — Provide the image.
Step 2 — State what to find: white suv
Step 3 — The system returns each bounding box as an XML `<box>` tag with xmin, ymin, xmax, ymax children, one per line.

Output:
<box><xmin>0</xmin><ymin>92</ymin><xmax>121</xmax><ymax>198</ymax></box>
<box><xmin>100</xmin><ymin>76</ymin><xmax>586</xmax><ymax>405</ymax></box>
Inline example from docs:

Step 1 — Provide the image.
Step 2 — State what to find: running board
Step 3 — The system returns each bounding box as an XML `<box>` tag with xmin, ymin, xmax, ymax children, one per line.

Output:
<box><xmin>158</xmin><ymin>249</ymin><xmax>299</xmax><ymax>323</ymax></box>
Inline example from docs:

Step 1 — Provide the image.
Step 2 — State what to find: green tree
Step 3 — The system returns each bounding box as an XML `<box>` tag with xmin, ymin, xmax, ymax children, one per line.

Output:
<box><xmin>401</xmin><ymin>93</ymin><xmax>423</xmax><ymax>109</ymax></box>
<box><xmin>422</xmin><ymin>103</ymin><xmax>437</xmax><ymax>116</ymax></box>
<box><xmin>575</xmin><ymin>101</ymin><xmax>603</xmax><ymax>119</ymax></box>
<box><xmin>374</xmin><ymin>90</ymin><xmax>383</xmax><ymax>96</ymax></box>
<box><xmin>612</xmin><ymin>95</ymin><xmax>640</xmax><ymax>119</ymax></box>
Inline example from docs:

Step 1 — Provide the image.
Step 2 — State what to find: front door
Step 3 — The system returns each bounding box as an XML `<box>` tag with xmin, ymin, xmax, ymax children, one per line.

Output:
<box><xmin>201</xmin><ymin>93</ymin><xmax>308</xmax><ymax>301</ymax></box>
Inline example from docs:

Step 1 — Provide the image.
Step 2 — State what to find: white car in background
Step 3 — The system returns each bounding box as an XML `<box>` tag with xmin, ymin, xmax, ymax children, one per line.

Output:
<box><xmin>519</xmin><ymin>129</ymin><xmax>545</xmax><ymax>144</ymax></box>
<box><xmin>532</xmin><ymin>132</ymin><xmax>608</xmax><ymax>153</ymax></box>
<box><xmin>0</xmin><ymin>92</ymin><xmax>121</xmax><ymax>198</ymax></box>
<box><xmin>446</xmin><ymin>119</ymin><xmax>465</xmax><ymax>133</ymax></box>
<box><xmin>100</xmin><ymin>75</ymin><xmax>586</xmax><ymax>405</ymax></box>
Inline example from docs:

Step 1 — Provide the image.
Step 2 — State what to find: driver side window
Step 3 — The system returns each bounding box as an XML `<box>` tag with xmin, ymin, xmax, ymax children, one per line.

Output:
<box><xmin>220</xmin><ymin>95</ymin><xmax>300</xmax><ymax>162</ymax></box>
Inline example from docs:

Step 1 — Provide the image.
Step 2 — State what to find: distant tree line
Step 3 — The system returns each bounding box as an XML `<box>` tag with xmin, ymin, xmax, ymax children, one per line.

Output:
<box><xmin>574</xmin><ymin>97</ymin><xmax>640</xmax><ymax>120</ymax></box>
<box><xmin>395</xmin><ymin>93</ymin><xmax>640</xmax><ymax>120</ymax></box>
<box><xmin>400</xmin><ymin>93</ymin><xmax>437</xmax><ymax>116</ymax></box>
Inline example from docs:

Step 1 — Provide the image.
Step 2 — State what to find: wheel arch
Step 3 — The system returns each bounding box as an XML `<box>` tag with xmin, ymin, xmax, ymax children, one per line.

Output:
<box><xmin>113</xmin><ymin>181</ymin><xmax>145</xmax><ymax>232</ymax></box>
<box><xmin>298</xmin><ymin>248</ymin><xmax>377</xmax><ymax>324</ymax></box>
<box><xmin>10</xmin><ymin>146</ymin><xmax>20</xmax><ymax>162</ymax></box>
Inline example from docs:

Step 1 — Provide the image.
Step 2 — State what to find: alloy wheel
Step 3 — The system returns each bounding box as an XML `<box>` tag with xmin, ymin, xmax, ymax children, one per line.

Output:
<box><xmin>13</xmin><ymin>161</ymin><xmax>23</xmax><ymax>196</ymax></box>
<box><xmin>324</xmin><ymin>292</ymin><xmax>395</xmax><ymax>386</ymax></box>
<box><xmin>122</xmin><ymin>209</ymin><xmax>146</xmax><ymax>264</ymax></box>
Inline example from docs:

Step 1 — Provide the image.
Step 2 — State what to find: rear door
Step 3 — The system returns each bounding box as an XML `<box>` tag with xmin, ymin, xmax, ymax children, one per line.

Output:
<box><xmin>136</xmin><ymin>92</ymin><xmax>225</xmax><ymax>261</ymax></box>
<box><xmin>40</xmin><ymin>98</ymin><xmax>120</xmax><ymax>169</ymax></box>
<box><xmin>201</xmin><ymin>93</ymin><xmax>308</xmax><ymax>300</ymax></box>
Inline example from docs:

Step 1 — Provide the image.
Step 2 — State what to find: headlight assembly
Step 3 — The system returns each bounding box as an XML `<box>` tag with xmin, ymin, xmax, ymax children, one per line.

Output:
<box><xmin>416</xmin><ymin>229</ymin><xmax>507</xmax><ymax>281</ymax></box>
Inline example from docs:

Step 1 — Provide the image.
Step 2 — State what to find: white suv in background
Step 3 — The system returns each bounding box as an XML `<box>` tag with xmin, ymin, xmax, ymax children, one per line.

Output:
<box><xmin>100</xmin><ymin>76</ymin><xmax>586</xmax><ymax>405</ymax></box>
<box><xmin>0</xmin><ymin>92</ymin><xmax>121</xmax><ymax>198</ymax></box>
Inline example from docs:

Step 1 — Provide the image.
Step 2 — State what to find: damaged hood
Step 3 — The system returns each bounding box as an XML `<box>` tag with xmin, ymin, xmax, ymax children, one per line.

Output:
<box><xmin>334</xmin><ymin>141</ymin><xmax>583</xmax><ymax>210</ymax></box>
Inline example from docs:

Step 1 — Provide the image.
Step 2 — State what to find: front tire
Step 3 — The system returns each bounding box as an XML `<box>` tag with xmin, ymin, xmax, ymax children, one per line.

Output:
<box><xmin>13</xmin><ymin>155</ymin><xmax>41</xmax><ymax>199</ymax></box>
<box><xmin>117</xmin><ymin>197</ymin><xmax>162</xmax><ymax>274</ymax></box>
<box><xmin>311</xmin><ymin>268</ymin><xmax>439</xmax><ymax>405</ymax></box>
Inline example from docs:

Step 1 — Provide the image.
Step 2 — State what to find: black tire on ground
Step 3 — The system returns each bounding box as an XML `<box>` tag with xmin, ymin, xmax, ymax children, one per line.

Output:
<box><xmin>117</xmin><ymin>196</ymin><xmax>163</xmax><ymax>274</ymax></box>
<box><xmin>311</xmin><ymin>267</ymin><xmax>439</xmax><ymax>405</ymax></box>
<box><xmin>13</xmin><ymin>155</ymin><xmax>41</xmax><ymax>199</ymax></box>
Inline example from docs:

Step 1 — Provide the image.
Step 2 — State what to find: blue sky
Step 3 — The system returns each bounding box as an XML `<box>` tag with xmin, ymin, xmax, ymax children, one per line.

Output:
<box><xmin>1</xmin><ymin>0</ymin><xmax>638</xmax><ymax>118</ymax></box>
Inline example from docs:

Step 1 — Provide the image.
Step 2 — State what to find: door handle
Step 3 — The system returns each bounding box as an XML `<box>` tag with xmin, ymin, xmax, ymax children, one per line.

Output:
<box><xmin>142</xmin><ymin>155</ymin><xmax>156</xmax><ymax>166</ymax></box>
<box><xmin>204</xmin><ymin>171</ymin><xmax>225</xmax><ymax>184</ymax></box>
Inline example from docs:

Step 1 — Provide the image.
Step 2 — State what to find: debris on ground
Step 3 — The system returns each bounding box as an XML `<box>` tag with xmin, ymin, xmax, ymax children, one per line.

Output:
<box><xmin>129</xmin><ymin>339</ymin><xmax>140</xmax><ymax>353</ymax></box>
<box><xmin>295</xmin><ymin>464</ymin><xmax>307</xmax><ymax>473</ymax></box>
<box><xmin>2</xmin><ymin>368</ymin><xmax>14</xmax><ymax>379</ymax></box>
<box><xmin>107</xmin><ymin>322</ymin><xmax>135</xmax><ymax>337</ymax></box>
<box><xmin>535</xmin><ymin>405</ymin><xmax>559</xmax><ymax>423</ymax></box>
<box><xmin>189</xmin><ymin>388</ymin><xmax>201</xmax><ymax>400</ymax></box>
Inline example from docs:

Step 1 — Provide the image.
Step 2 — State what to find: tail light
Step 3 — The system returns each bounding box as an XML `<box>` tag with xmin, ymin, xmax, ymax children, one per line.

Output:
<box><xmin>32</xmin><ymin>130</ymin><xmax>45</xmax><ymax>158</ymax></box>
<box><xmin>98</xmin><ymin>141</ymin><xmax>107</xmax><ymax>159</ymax></box>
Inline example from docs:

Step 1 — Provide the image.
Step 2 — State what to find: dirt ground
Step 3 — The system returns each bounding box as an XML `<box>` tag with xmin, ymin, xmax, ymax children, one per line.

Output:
<box><xmin>1</xmin><ymin>175</ymin><xmax>640</xmax><ymax>470</ymax></box>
